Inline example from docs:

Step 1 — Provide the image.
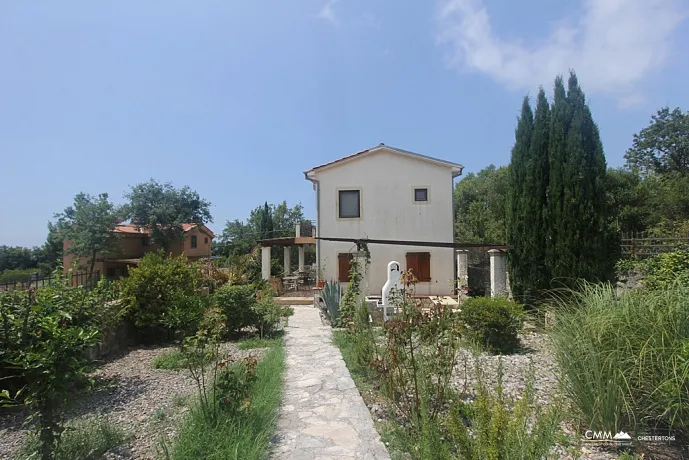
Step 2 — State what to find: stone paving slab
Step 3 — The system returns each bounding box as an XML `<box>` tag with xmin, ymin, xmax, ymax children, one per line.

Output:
<box><xmin>271</xmin><ymin>306</ymin><xmax>390</xmax><ymax>460</ymax></box>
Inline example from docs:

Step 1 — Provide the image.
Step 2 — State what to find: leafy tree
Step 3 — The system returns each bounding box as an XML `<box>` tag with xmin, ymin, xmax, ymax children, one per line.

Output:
<box><xmin>258</xmin><ymin>202</ymin><xmax>274</xmax><ymax>240</ymax></box>
<box><xmin>0</xmin><ymin>246</ymin><xmax>35</xmax><ymax>272</ymax></box>
<box><xmin>123</xmin><ymin>179</ymin><xmax>212</xmax><ymax>252</ymax></box>
<box><xmin>55</xmin><ymin>193</ymin><xmax>121</xmax><ymax>280</ymax></box>
<box><xmin>624</xmin><ymin>106</ymin><xmax>689</xmax><ymax>176</ymax></box>
<box><xmin>454</xmin><ymin>165</ymin><xmax>508</xmax><ymax>244</ymax></box>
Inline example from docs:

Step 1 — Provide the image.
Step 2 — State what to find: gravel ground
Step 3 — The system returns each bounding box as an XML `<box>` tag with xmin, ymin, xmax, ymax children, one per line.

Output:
<box><xmin>450</xmin><ymin>329</ymin><xmax>687</xmax><ymax>460</ymax></box>
<box><xmin>0</xmin><ymin>343</ymin><xmax>266</xmax><ymax>460</ymax></box>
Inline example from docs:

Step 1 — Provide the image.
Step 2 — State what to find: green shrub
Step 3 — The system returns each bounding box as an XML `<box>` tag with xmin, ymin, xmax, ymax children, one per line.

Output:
<box><xmin>447</xmin><ymin>359</ymin><xmax>564</xmax><ymax>460</ymax></box>
<box><xmin>252</xmin><ymin>296</ymin><xmax>282</xmax><ymax>339</ymax></box>
<box><xmin>459</xmin><ymin>297</ymin><xmax>524</xmax><ymax>353</ymax></box>
<box><xmin>120</xmin><ymin>252</ymin><xmax>200</xmax><ymax>338</ymax></box>
<box><xmin>549</xmin><ymin>283</ymin><xmax>689</xmax><ymax>435</ymax></box>
<box><xmin>0</xmin><ymin>278</ymin><xmax>101</xmax><ymax>460</ymax></box>
<box><xmin>215</xmin><ymin>355</ymin><xmax>258</xmax><ymax>414</ymax></box>
<box><xmin>214</xmin><ymin>284</ymin><xmax>257</xmax><ymax>336</ymax></box>
<box><xmin>0</xmin><ymin>268</ymin><xmax>37</xmax><ymax>284</ymax></box>
<box><xmin>160</xmin><ymin>294</ymin><xmax>207</xmax><ymax>340</ymax></box>
<box><xmin>321</xmin><ymin>280</ymin><xmax>341</xmax><ymax>322</ymax></box>
<box><xmin>643</xmin><ymin>249</ymin><xmax>689</xmax><ymax>290</ymax></box>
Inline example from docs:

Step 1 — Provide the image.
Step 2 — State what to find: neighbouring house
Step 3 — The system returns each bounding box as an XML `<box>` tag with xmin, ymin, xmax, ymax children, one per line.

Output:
<box><xmin>304</xmin><ymin>143</ymin><xmax>464</xmax><ymax>296</ymax></box>
<box><xmin>63</xmin><ymin>223</ymin><xmax>215</xmax><ymax>280</ymax></box>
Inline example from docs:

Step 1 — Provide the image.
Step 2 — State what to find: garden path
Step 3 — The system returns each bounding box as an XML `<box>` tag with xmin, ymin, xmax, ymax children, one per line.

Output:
<box><xmin>270</xmin><ymin>306</ymin><xmax>390</xmax><ymax>460</ymax></box>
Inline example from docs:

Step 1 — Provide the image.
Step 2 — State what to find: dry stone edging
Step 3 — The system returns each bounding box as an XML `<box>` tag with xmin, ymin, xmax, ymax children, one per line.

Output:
<box><xmin>271</xmin><ymin>306</ymin><xmax>390</xmax><ymax>460</ymax></box>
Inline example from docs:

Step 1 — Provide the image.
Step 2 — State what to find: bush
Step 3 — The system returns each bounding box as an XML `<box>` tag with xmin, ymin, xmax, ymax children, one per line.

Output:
<box><xmin>252</xmin><ymin>296</ymin><xmax>283</xmax><ymax>339</ymax></box>
<box><xmin>549</xmin><ymin>283</ymin><xmax>689</xmax><ymax>435</ymax></box>
<box><xmin>0</xmin><ymin>268</ymin><xmax>38</xmax><ymax>284</ymax></box>
<box><xmin>160</xmin><ymin>294</ymin><xmax>207</xmax><ymax>340</ymax></box>
<box><xmin>643</xmin><ymin>249</ymin><xmax>689</xmax><ymax>290</ymax></box>
<box><xmin>120</xmin><ymin>252</ymin><xmax>200</xmax><ymax>338</ymax></box>
<box><xmin>459</xmin><ymin>297</ymin><xmax>524</xmax><ymax>353</ymax></box>
<box><xmin>0</xmin><ymin>279</ymin><xmax>101</xmax><ymax>459</ymax></box>
<box><xmin>213</xmin><ymin>284</ymin><xmax>257</xmax><ymax>336</ymax></box>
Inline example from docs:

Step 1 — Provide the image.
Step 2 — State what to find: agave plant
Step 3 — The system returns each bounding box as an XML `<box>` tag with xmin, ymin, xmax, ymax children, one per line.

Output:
<box><xmin>322</xmin><ymin>280</ymin><xmax>341</xmax><ymax>323</ymax></box>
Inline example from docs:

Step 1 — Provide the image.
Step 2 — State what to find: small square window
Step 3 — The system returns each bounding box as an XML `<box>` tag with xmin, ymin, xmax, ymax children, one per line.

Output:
<box><xmin>414</xmin><ymin>188</ymin><xmax>428</xmax><ymax>202</ymax></box>
<box><xmin>191</xmin><ymin>235</ymin><xmax>198</xmax><ymax>249</ymax></box>
<box><xmin>338</xmin><ymin>190</ymin><xmax>361</xmax><ymax>218</ymax></box>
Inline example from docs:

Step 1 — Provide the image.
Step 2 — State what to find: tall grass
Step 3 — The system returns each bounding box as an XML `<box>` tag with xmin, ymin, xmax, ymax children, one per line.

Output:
<box><xmin>19</xmin><ymin>417</ymin><xmax>128</xmax><ymax>460</ymax></box>
<box><xmin>549</xmin><ymin>282</ymin><xmax>689</xmax><ymax>435</ymax></box>
<box><xmin>164</xmin><ymin>342</ymin><xmax>285</xmax><ymax>460</ymax></box>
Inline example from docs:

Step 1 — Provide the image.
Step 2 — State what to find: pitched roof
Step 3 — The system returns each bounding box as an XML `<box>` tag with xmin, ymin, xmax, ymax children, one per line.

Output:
<box><xmin>113</xmin><ymin>223</ymin><xmax>215</xmax><ymax>238</ymax></box>
<box><xmin>304</xmin><ymin>143</ymin><xmax>464</xmax><ymax>177</ymax></box>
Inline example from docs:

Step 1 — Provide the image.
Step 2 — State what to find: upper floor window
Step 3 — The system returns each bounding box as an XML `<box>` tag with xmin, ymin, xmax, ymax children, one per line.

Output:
<box><xmin>338</xmin><ymin>189</ymin><xmax>361</xmax><ymax>219</ymax></box>
<box><xmin>191</xmin><ymin>235</ymin><xmax>198</xmax><ymax>249</ymax></box>
<box><xmin>414</xmin><ymin>188</ymin><xmax>428</xmax><ymax>202</ymax></box>
<box><xmin>204</xmin><ymin>237</ymin><xmax>209</xmax><ymax>244</ymax></box>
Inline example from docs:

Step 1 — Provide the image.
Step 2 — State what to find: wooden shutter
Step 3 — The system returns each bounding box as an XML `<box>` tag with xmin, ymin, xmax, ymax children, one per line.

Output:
<box><xmin>338</xmin><ymin>253</ymin><xmax>353</xmax><ymax>282</ymax></box>
<box><xmin>406</xmin><ymin>252</ymin><xmax>431</xmax><ymax>282</ymax></box>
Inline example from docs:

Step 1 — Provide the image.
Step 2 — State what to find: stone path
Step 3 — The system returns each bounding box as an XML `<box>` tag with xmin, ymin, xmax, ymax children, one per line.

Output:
<box><xmin>271</xmin><ymin>306</ymin><xmax>390</xmax><ymax>460</ymax></box>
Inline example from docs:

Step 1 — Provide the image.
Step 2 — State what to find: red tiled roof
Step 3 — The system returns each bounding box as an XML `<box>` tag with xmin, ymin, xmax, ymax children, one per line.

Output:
<box><xmin>113</xmin><ymin>223</ymin><xmax>214</xmax><ymax>237</ymax></box>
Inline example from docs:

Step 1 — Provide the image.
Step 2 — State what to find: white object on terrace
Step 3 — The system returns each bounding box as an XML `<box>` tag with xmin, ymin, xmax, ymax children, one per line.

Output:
<box><xmin>381</xmin><ymin>260</ymin><xmax>401</xmax><ymax>321</ymax></box>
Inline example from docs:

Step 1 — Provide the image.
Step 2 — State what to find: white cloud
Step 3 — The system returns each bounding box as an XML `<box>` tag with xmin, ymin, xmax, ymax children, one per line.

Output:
<box><xmin>317</xmin><ymin>0</ymin><xmax>340</xmax><ymax>25</ymax></box>
<box><xmin>435</xmin><ymin>0</ymin><xmax>687</xmax><ymax>106</ymax></box>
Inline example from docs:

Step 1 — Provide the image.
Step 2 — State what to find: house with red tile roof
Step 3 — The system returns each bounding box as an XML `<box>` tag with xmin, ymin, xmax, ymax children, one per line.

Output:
<box><xmin>63</xmin><ymin>223</ymin><xmax>214</xmax><ymax>279</ymax></box>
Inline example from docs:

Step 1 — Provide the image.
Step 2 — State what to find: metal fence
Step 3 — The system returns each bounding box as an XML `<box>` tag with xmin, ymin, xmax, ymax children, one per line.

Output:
<box><xmin>620</xmin><ymin>232</ymin><xmax>689</xmax><ymax>258</ymax></box>
<box><xmin>0</xmin><ymin>270</ymin><xmax>100</xmax><ymax>292</ymax></box>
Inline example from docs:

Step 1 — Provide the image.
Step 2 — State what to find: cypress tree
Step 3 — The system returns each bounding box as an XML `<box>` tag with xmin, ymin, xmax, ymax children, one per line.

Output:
<box><xmin>506</xmin><ymin>97</ymin><xmax>534</xmax><ymax>299</ymax></box>
<box><xmin>561</xmin><ymin>72</ymin><xmax>607</xmax><ymax>281</ymax></box>
<box><xmin>546</xmin><ymin>76</ymin><xmax>570</xmax><ymax>282</ymax></box>
<box><xmin>521</xmin><ymin>88</ymin><xmax>551</xmax><ymax>298</ymax></box>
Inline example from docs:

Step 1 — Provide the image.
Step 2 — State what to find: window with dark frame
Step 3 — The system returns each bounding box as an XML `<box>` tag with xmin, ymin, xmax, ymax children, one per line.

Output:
<box><xmin>191</xmin><ymin>235</ymin><xmax>198</xmax><ymax>249</ymax></box>
<box><xmin>204</xmin><ymin>237</ymin><xmax>208</xmax><ymax>244</ymax></box>
<box><xmin>338</xmin><ymin>253</ymin><xmax>354</xmax><ymax>282</ymax></box>
<box><xmin>414</xmin><ymin>188</ymin><xmax>428</xmax><ymax>202</ymax></box>
<box><xmin>338</xmin><ymin>190</ymin><xmax>361</xmax><ymax>218</ymax></box>
<box><xmin>406</xmin><ymin>252</ymin><xmax>431</xmax><ymax>282</ymax></box>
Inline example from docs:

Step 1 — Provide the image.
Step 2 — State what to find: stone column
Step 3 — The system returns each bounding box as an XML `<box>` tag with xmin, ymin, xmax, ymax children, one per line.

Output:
<box><xmin>296</xmin><ymin>223</ymin><xmax>301</xmax><ymax>237</ymax></box>
<box><xmin>456</xmin><ymin>249</ymin><xmax>469</xmax><ymax>300</ymax></box>
<box><xmin>283</xmin><ymin>246</ymin><xmax>291</xmax><ymax>275</ymax></box>
<box><xmin>488</xmin><ymin>249</ymin><xmax>507</xmax><ymax>298</ymax></box>
<box><xmin>298</xmin><ymin>245</ymin><xmax>305</xmax><ymax>272</ymax></box>
<box><xmin>261</xmin><ymin>246</ymin><xmax>271</xmax><ymax>280</ymax></box>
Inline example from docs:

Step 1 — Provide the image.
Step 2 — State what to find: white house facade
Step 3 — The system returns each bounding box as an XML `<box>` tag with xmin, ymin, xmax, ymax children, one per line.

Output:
<box><xmin>305</xmin><ymin>144</ymin><xmax>463</xmax><ymax>296</ymax></box>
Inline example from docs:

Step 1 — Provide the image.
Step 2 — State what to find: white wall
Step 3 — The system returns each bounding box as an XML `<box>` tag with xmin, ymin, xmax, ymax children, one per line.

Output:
<box><xmin>311</xmin><ymin>148</ymin><xmax>456</xmax><ymax>296</ymax></box>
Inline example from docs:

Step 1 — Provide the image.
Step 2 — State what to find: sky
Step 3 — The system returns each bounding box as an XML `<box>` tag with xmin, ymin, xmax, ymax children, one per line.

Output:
<box><xmin>1</xmin><ymin>0</ymin><xmax>688</xmax><ymax>247</ymax></box>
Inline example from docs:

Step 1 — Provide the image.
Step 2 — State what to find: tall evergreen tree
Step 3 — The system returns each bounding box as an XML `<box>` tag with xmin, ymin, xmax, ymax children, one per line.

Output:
<box><xmin>547</xmin><ymin>72</ymin><xmax>607</xmax><ymax>284</ymax></box>
<box><xmin>562</xmin><ymin>72</ymin><xmax>607</xmax><ymax>281</ymax></box>
<box><xmin>506</xmin><ymin>96</ymin><xmax>533</xmax><ymax>298</ymax></box>
<box><xmin>546</xmin><ymin>76</ymin><xmax>570</xmax><ymax>281</ymax></box>
<box><xmin>519</xmin><ymin>88</ymin><xmax>551</xmax><ymax>298</ymax></box>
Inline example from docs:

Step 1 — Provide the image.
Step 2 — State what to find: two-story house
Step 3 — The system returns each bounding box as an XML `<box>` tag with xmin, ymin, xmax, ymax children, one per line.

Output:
<box><xmin>305</xmin><ymin>144</ymin><xmax>463</xmax><ymax>296</ymax></box>
<box><xmin>63</xmin><ymin>223</ymin><xmax>214</xmax><ymax>280</ymax></box>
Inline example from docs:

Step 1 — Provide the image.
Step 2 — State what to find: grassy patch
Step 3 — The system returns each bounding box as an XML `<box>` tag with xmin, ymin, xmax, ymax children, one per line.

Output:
<box><xmin>19</xmin><ymin>417</ymin><xmax>128</xmax><ymax>460</ymax></box>
<box><xmin>164</xmin><ymin>340</ymin><xmax>285</xmax><ymax>460</ymax></box>
<box><xmin>152</xmin><ymin>349</ymin><xmax>188</xmax><ymax>370</ymax></box>
<box><xmin>237</xmin><ymin>337</ymin><xmax>281</xmax><ymax>350</ymax></box>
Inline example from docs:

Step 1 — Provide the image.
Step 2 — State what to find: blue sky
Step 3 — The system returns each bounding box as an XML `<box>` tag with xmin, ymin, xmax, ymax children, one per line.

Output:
<box><xmin>1</xmin><ymin>0</ymin><xmax>688</xmax><ymax>247</ymax></box>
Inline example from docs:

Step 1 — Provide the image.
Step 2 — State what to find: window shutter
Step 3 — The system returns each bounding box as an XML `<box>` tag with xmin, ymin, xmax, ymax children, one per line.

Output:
<box><xmin>338</xmin><ymin>253</ymin><xmax>353</xmax><ymax>282</ymax></box>
<box><xmin>406</xmin><ymin>253</ymin><xmax>419</xmax><ymax>280</ymax></box>
<box><xmin>418</xmin><ymin>253</ymin><xmax>431</xmax><ymax>282</ymax></box>
<box><xmin>406</xmin><ymin>252</ymin><xmax>430</xmax><ymax>282</ymax></box>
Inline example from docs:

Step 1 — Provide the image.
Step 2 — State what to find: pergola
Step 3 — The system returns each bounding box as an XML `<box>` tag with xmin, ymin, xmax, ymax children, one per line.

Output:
<box><xmin>258</xmin><ymin>224</ymin><xmax>316</xmax><ymax>281</ymax></box>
